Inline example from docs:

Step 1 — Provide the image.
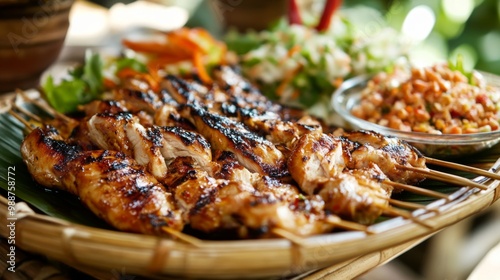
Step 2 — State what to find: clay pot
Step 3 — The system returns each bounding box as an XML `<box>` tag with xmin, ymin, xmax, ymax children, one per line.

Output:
<box><xmin>0</xmin><ymin>0</ymin><xmax>73</xmax><ymax>93</ymax></box>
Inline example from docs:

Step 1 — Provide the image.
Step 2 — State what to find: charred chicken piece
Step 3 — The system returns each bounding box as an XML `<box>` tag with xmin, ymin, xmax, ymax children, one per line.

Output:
<box><xmin>341</xmin><ymin>130</ymin><xmax>426</xmax><ymax>185</ymax></box>
<box><xmin>212</xmin><ymin>65</ymin><xmax>281</xmax><ymax>113</ymax></box>
<box><xmin>315</xmin><ymin>173</ymin><xmax>390</xmax><ymax>224</ymax></box>
<box><xmin>181</xmin><ymin>103</ymin><xmax>288</xmax><ymax>177</ymax></box>
<box><xmin>288</xmin><ymin>131</ymin><xmax>391</xmax><ymax>224</ymax></box>
<box><xmin>154</xmin><ymin>104</ymin><xmax>194</xmax><ymax>130</ymax></box>
<box><xmin>157</xmin><ymin>126</ymin><xmax>212</xmax><ymax>170</ymax></box>
<box><xmin>211</xmin><ymin>150</ymin><xmax>258</xmax><ymax>183</ymax></box>
<box><xmin>161</xmin><ymin>75</ymin><xmax>208</xmax><ymax>105</ymax></box>
<box><xmin>78</xmin><ymin>100</ymin><xmax>128</xmax><ymax>116</ymax></box>
<box><xmin>85</xmin><ymin>112</ymin><xmax>168</xmax><ymax>179</ymax></box>
<box><xmin>235</xmin><ymin>107</ymin><xmax>322</xmax><ymax>147</ymax></box>
<box><xmin>166</xmin><ymin>157</ymin><xmax>333</xmax><ymax>237</ymax></box>
<box><xmin>112</xmin><ymin>88</ymin><xmax>163</xmax><ymax>114</ymax></box>
<box><xmin>21</xmin><ymin>126</ymin><xmax>184</xmax><ymax>234</ymax></box>
<box><xmin>288</xmin><ymin>132</ymin><xmax>347</xmax><ymax>193</ymax></box>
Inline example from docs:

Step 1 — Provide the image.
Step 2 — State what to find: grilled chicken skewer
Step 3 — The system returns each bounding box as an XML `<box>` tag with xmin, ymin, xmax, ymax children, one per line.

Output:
<box><xmin>162</xmin><ymin>73</ymin><xmax>325</xmax><ymax>150</ymax></box>
<box><xmin>288</xmin><ymin>131</ymin><xmax>392</xmax><ymax>224</ymax></box>
<box><xmin>340</xmin><ymin>130</ymin><xmax>488</xmax><ymax>190</ymax></box>
<box><xmin>20</xmin><ymin>124</ymin><xmax>344</xmax><ymax>237</ymax></box>
<box><xmin>14</xmin><ymin>63</ymin><xmax>497</xmax><ymax>240</ymax></box>
<box><xmin>13</xmin><ymin>97</ymin><xmax>375</xmax><ymax>237</ymax></box>
<box><xmin>165</xmin><ymin>156</ymin><xmax>334</xmax><ymax>237</ymax></box>
<box><xmin>21</xmin><ymin>126</ymin><xmax>184</xmax><ymax>234</ymax></box>
<box><xmin>340</xmin><ymin>130</ymin><xmax>427</xmax><ymax>185</ymax></box>
<box><xmin>18</xmin><ymin>90</ymin><xmax>490</xmax><ymax>204</ymax></box>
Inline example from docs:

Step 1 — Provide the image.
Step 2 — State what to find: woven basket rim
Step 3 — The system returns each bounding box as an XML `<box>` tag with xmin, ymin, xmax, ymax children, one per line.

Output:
<box><xmin>2</xmin><ymin>173</ymin><xmax>499</xmax><ymax>279</ymax></box>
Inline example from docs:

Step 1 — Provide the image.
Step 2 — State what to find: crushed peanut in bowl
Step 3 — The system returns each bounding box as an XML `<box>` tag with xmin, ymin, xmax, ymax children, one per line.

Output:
<box><xmin>350</xmin><ymin>63</ymin><xmax>500</xmax><ymax>135</ymax></box>
<box><xmin>332</xmin><ymin>64</ymin><xmax>500</xmax><ymax>158</ymax></box>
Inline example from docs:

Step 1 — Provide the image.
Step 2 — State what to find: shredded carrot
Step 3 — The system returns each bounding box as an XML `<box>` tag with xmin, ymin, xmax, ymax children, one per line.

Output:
<box><xmin>122</xmin><ymin>39</ymin><xmax>171</xmax><ymax>55</ymax></box>
<box><xmin>143</xmin><ymin>74</ymin><xmax>160</xmax><ymax>92</ymax></box>
<box><xmin>277</xmin><ymin>66</ymin><xmax>302</xmax><ymax>97</ymax></box>
<box><xmin>147</xmin><ymin>63</ymin><xmax>162</xmax><ymax>84</ymax></box>
<box><xmin>150</xmin><ymin>55</ymin><xmax>190</xmax><ymax>66</ymax></box>
<box><xmin>332</xmin><ymin>77</ymin><xmax>344</xmax><ymax>88</ymax></box>
<box><xmin>116</xmin><ymin>67</ymin><xmax>160</xmax><ymax>92</ymax></box>
<box><xmin>122</xmin><ymin>27</ymin><xmax>226</xmax><ymax>84</ymax></box>
<box><xmin>117</xmin><ymin>67</ymin><xmax>142</xmax><ymax>80</ymax></box>
<box><xmin>169</xmin><ymin>35</ymin><xmax>203</xmax><ymax>54</ymax></box>
<box><xmin>193</xmin><ymin>51</ymin><xmax>212</xmax><ymax>84</ymax></box>
<box><xmin>103</xmin><ymin>78</ymin><xmax>116</xmax><ymax>89</ymax></box>
<box><xmin>287</xmin><ymin>45</ymin><xmax>301</xmax><ymax>58</ymax></box>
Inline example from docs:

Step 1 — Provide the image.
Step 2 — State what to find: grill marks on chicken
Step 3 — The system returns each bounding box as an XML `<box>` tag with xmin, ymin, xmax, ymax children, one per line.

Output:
<box><xmin>287</xmin><ymin>131</ymin><xmax>392</xmax><ymax>224</ymax></box>
<box><xmin>212</xmin><ymin>65</ymin><xmax>281</xmax><ymax>113</ymax></box>
<box><xmin>158</xmin><ymin>126</ymin><xmax>212</xmax><ymax>170</ymax></box>
<box><xmin>342</xmin><ymin>130</ymin><xmax>426</xmax><ymax>185</ymax></box>
<box><xmin>64</xmin><ymin>150</ymin><xmax>183</xmax><ymax>234</ymax></box>
<box><xmin>166</xmin><ymin>156</ymin><xmax>332</xmax><ymax>237</ymax></box>
<box><xmin>21</xmin><ymin>126</ymin><xmax>82</xmax><ymax>191</ymax></box>
<box><xmin>235</xmin><ymin>108</ymin><xmax>322</xmax><ymax>149</ymax></box>
<box><xmin>154</xmin><ymin>104</ymin><xmax>194</xmax><ymax>130</ymax></box>
<box><xmin>86</xmin><ymin>112</ymin><xmax>168</xmax><ymax>180</ymax></box>
<box><xmin>20</xmin><ymin>67</ymin><xmax>432</xmax><ymax>238</ymax></box>
<box><xmin>113</xmin><ymin>88</ymin><xmax>163</xmax><ymax>114</ymax></box>
<box><xmin>21</xmin><ymin>126</ymin><xmax>184</xmax><ymax>234</ymax></box>
<box><xmin>182</xmin><ymin>103</ymin><xmax>288</xmax><ymax>177</ymax></box>
<box><xmin>164</xmin><ymin>67</ymin><xmax>321</xmax><ymax>150</ymax></box>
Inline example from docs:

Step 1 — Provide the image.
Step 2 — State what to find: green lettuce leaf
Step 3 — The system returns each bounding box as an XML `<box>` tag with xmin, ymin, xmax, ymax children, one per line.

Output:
<box><xmin>42</xmin><ymin>50</ymin><xmax>104</xmax><ymax>113</ymax></box>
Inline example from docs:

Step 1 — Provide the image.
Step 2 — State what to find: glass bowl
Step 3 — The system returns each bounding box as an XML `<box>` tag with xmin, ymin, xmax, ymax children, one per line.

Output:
<box><xmin>331</xmin><ymin>74</ymin><xmax>500</xmax><ymax>158</ymax></box>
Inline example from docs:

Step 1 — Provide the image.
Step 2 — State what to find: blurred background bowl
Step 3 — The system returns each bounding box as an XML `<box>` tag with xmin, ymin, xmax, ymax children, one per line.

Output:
<box><xmin>0</xmin><ymin>0</ymin><xmax>73</xmax><ymax>93</ymax></box>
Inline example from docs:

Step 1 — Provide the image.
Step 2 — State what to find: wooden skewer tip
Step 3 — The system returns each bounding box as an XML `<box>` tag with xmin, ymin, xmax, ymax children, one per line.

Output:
<box><xmin>425</xmin><ymin>157</ymin><xmax>500</xmax><ymax>181</ymax></box>
<box><xmin>397</xmin><ymin>164</ymin><xmax>488</xmax><ymax>191</ymax></box>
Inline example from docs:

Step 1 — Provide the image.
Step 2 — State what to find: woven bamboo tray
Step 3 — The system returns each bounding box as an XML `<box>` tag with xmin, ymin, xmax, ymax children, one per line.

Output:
<box><xmin>1</xmin><ymin>92</ymin><xmax>500</xmax><ymax>279</ymax></box>
<box><xmin>1</xmin><ymin>178</ymin><xmax>499</xmax><ymax>279</ymax></box>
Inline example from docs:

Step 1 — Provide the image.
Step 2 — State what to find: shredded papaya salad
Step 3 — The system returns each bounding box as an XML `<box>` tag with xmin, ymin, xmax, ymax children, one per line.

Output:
<box><xmin>225</xmin><ymin>0</ymin><xmax>410</xmax><ymax>117</ymax></box>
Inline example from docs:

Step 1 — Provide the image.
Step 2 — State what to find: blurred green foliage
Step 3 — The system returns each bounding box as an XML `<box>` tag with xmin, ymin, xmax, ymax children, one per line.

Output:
<box><xmin>344</xmin><ymin>0</ymin><xmax>500</xmax><ymax>74</ymax></box>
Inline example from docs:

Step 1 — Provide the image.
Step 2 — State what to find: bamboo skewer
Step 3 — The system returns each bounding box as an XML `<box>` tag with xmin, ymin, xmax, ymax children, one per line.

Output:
<box><xmin>8</xmin><ymin>108</ymin><xmax>35</xmax><ymax>131</ymax></box>
<box><xmin>274</xmin><ymin>216</ymin><xmax>373</xmax><ymax>242</ymax></box>
<box><xmin>385</xmin><ymin>181</ymin><xmax>449</xmax><ymax>200</ymax></box>
<box><xmin>383</xmin><ymin>207</ymin><xmax>433</xmax><ymax>229</ymax></box>
<box><xmin>397</xmin><ymin>164</ymin><xmax>489</xmax><ymax>191</ymax></box>
<box><xmin>325</xmin><ymin>216</ymin><xmax>370</xmax><ymax>233</ymax></box>
<box><xmin>425</xmin><ymin>157</ymin><xmax>500</xmax><ymax>181</ymax></box>
<box><xmin>161</xmin><ymin>227</ymin><xmax>204</xmax><ymax>247</ymax></box>
<box><xmin>387</xmin><ymin>199</ymin><xmax>434</xmax><ymax>211</ymax></box>
<box><xmin>16</xmin><ymin>89</ymin><xmax>75</xmax><ymax>125</ymax></box>
<box><xmin>12</xmin><ymin>101</ymin><xmax>43</xmax><ymax>123</ymax></box>
<box><xmin>271</xmin><ymin>228</ymin><xmax>308</xmax><ymax>246</ymax></box>
<box><xmin>371</xmin><ymin>192</ymin><xmax>428</xmax><ymax>211</ymax></box>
